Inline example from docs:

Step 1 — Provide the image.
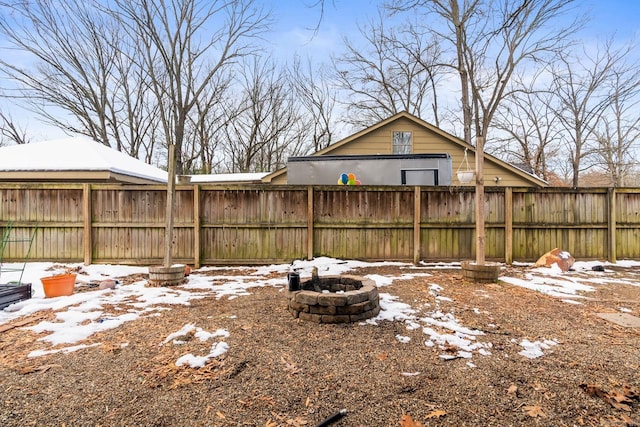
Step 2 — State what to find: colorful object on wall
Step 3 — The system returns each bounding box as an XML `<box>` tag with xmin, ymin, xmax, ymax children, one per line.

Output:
<box><xmin>337</xmin><ymin>172</ymin><xmax>361</xmax><ymax>186</ymax></box>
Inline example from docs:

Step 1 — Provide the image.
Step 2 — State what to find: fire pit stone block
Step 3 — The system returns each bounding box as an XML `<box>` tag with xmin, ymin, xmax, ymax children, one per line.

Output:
<box><xmin>287</xmin><ymin>275</ymin><xmax>380</xmax><ymax>324</ymax></box>
<box><xmin>318</xmin><ymin>294</ymin><xmax>348</xmax><ymax>306</ymax></box>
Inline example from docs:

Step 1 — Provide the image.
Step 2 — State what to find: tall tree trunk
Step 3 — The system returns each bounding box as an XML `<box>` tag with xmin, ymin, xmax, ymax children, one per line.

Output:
<box><xmin>163</xmin><ymin>144</ymin><xmax>176</xmax><ymax>268</ymax></box>
<box><xmin>475</xmin><ymin>136</ymin><xmax>485</xmax><ymax>264</ymax></box>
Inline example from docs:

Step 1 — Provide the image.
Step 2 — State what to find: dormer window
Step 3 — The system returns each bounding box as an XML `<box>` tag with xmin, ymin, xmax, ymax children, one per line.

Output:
<box><xmin>392</xmin><ymin>131</ymin><xmax>412</xmax><ymax>154</ymax></box>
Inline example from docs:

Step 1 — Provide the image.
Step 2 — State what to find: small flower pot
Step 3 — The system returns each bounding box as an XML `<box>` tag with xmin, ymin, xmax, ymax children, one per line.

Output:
<box><xmin>457</xmin><ymin>171</ymin><xmax>475</xmax><ymax>184</ymax></box>
<box><xmin>40</xmin><ymin>273</ymin><xmax>77</xmax><ymax>298</ymax></box>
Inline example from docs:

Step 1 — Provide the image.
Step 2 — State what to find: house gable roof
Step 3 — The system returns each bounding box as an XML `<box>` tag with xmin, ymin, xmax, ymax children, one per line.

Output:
<box><xmin>0</xmin><ymin>137</ymin><xmax>168</xmax><ymax>184</ymax></box>
<box><xmin>263</xmin><ymin>111</ymin><xmax>547</xmax><ymax>187</ymax></box>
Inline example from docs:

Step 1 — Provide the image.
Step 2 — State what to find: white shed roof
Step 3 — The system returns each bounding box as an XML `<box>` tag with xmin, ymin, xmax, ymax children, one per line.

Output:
<box><xmin>186</xmin><ymin>173</ymin><xmax>268</xmax><ymax>183</ymax></box>
<box><xmin>0</xmin><ymin>137</ymin><xmax>167</xmax><ymax>183</ymax></box>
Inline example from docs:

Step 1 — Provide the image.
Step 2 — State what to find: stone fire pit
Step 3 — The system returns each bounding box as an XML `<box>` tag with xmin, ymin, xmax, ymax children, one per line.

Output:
<box><xmin>286</xmin><ymin>275</ymin><xmax>380</xmax><ymax>324</ymax></box>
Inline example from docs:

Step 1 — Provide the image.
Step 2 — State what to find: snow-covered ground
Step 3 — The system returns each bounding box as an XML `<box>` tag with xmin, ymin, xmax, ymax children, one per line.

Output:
<box><xmin>1</xmin><ymin>257</ymin><xmax>638</xmax><ymax>367</ymax></box>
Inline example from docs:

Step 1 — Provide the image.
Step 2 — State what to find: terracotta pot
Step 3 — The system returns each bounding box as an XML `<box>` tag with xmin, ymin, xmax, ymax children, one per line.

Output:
<box><xmin>41</xmin><ymin>273</ymin><xmax>77</xmax><ymax>298</ymax></box>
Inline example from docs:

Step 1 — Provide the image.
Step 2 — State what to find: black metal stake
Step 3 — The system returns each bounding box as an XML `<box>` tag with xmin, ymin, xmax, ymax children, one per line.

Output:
<box><xmin>315</xmin><ymin>409</ymin><xmax>347</xmax><ymax>427</ymax></box>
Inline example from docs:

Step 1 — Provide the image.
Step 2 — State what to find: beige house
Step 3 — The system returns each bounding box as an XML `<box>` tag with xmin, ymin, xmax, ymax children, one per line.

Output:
<box><xmin>263</xmin><ymin>111</ymin><xmax>547</xmax><ymax>187</ymax></box>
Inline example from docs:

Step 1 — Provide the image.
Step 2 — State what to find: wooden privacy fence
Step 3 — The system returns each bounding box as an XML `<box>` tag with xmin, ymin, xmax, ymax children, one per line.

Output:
<box><xmin>1</xmin><ymin>183</ymin><xmax>639</xmax><ymax>266</ymax></box>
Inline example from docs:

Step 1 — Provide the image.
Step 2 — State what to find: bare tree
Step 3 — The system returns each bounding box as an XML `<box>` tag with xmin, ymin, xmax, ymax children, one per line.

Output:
<box><xmin>388</xmin><ymin>0</ymin><xmax>579</xmax><ymax>264</ymax></box>
<box><xmin>109</xmin><ymin>46</ymin><xmax>164</xmax><ymax>161</ymax></box>
<box><xmin>0</xmin><ymin>0</ymin><xmax>177</xmax><ymax>161</ymax></box>
<box><xmin>221</xmin><ymin>57</ymin><xmax>308</xmax><ymax>173</ymax></box>
<box><xmin>0</xmin><ymin>112</ymin><xmax>31</xmax><ymax>145</ymax></box>
<box><xmin>0</xmin><ymin>0</ymin><xmax>126</xmax><ymax>147</ymax></box>
<box><xmin>180</xmin><ymin>73</ymin><xmax>235</xmax><ymax>174</ymax></box>
<box><xmin>0</xmin><ymin>0</ymin><xmax>270</xmax><ymax>172</ymax></box>
<box><xmin>306</xmin><ymin>0</ymin><xmax>335</xmax><ymax>35</ymax></box>
<box><xmin>592</xmin><ymin>59</ymin><xmax>640</xmax><ymax>187</ymax></box>
<box><xmin>289</xmin><ymin>56</ymin><xmax>338</xmax><ymax>152</ymax></box>
<box><xmin>549</xmin><ymin>40</ymin><xmax>633</xmax><ymax>187</ymax></box>
<box><xmin>333</xmin><ymin>12</ymin><xmax>444</xmax><ymax>128</ymax></box>
<box><xmin>111</xmin><ymin>0</ymin><xmax>270</xmax><ymax>175</ymax></box>
<box><xmin>491</xmin><ymin>71</ymin><xmax>562</xmax><ymax>181</ymax></box>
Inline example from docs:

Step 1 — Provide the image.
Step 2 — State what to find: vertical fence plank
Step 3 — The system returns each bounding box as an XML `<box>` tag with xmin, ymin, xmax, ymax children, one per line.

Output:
<box><xmin>504</xmin><ymin>187</ymin><xmax>512</xmax><ymax>264</ymax></box>
<box><xmin>83</xmin><ymin>184</ymin><xmax>92</xmax><ymax>265</ymax></box>
<box><xmin>608</xmin><ymin>188</ymin><xmax>616</xmax><ymax>263</ymax></box>
<box><xmin>413</xmin><ymin>186</ymin><xmax>421</xmax><ymax>264</ymax></box>
<box><xmin>307</xmin><ymin>186</ymin><xmax>314</xmax><ymax>260</ymax></box>
<box><xmin>193</xmin><ymin>185</ymin><xmax>201</xmax><ymax>268</ymax></box>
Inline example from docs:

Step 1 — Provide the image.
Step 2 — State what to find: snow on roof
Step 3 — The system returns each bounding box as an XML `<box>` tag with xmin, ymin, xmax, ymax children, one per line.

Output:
<box><xmin>0</xmin><ymin>137</ymin><xmax>168</xmax><ymax>183</ymax></box>
<box><xmin>187</xmin><ymin>173</ymin><xmax>268</xmax><ymax>183</ymax></box>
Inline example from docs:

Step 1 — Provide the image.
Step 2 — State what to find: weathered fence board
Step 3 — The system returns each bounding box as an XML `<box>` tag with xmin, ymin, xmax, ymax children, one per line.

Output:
<box><xmin>198</xmin><ymin>187</ymin><xmax>308</xmax><ymax>263</ymax></box>
<box><xmin>616</xmin><ymin>191</ymin><xmax>640</xmax><ymax>259</ymax></box>
<box><xmin>313</xmin><ymin>188</ymin><xmax>415</xmax><ymax>261</ymax></box>
<box><xmin>1</xmin><ymin>183</ymin><xmax>639</xmax><ymax>265</ymax></box>
<box><xmin>510</xmin><ymin>189</ymin><xmax>609</xmax><ymax>260</ymax></box>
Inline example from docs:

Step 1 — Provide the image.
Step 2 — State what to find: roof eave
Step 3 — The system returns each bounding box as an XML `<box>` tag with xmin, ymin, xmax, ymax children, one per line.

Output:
<box><xmin>0</xmin><ymin>170</ymin><xmax>166</xmax><ymax>184</ymax></box>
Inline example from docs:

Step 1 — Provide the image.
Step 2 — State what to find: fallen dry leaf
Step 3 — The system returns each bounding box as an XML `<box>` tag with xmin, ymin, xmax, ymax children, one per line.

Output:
<box><xmin>376</xmin><ymin>353</ymin><xmax>388</xmax><ymax>361</ymax></box>
<box><xmin>270</xmin><ymin>412</ymin><xmax>285</xmax><ymax>421</ymax></box>
<box><xmin>607</xmin><ymin>400</ymin><xmax>631</xmax><ymax>412</ymax></box>
<box><xmin>533</xmin><ymin>382</ymin><xmax>547</xmax><ymax>392</ymax></box>
<box><xmin>580</xmin><ymin>383</ymin><xmax>607</xmax><ymax>398</ymax></box>
<box><xmin>609</xmin><ymin>390</ymin><xmax>633</xmax><ymax>404</ymax></box>
<box><xmin>580</xmin><ymin>383</ymin><xmax>636</xmax><ymax>411</ymax></box>
<box><xmin>507</xmin><ymin>384</ymin><xmax>518</xmax><ymax>396</ymax></box>
<box><xmin>19</xmin><ymin>364</ymin><xmax>62</xmax><ymax>374</ymax></box>
<box><xmin>215</xmin><ymin>411</ymin><xmax>225</xmax><ymax>419</ymax></box>
<box><xmin>400</xmin><ymin>414</ymin><xmax>425</xmax><ymax>427</ymax></box>
<box><xmin>620</xmin><ymin>414</ymin><xmax>635</xmax><ymax>423</ymax></box>
<box><xmin>425</xmin><ymin>409</ymin><xmax>447</xmax><ymax>419</ymax></box>
<box><xmin>265</xmin><ymin>421</ymin><xmax>277</xmax><ymax>427</ymax></box>
<box><xmin>523</xmin><ymin>405</ymin><xmax>546</xmax><ymax>418</ymax></box>
<box><xmin>281</xmin><ymin>356</ymin><xmax>299</xmax><ymax>375</ymax></box>
<box><xmin>285</xmin><ymin>417</ymin><xmax>308</xmax><ymax>426</ymax></box>
<box><xmin>599</xmin><ymin>414</ymin><xmax>636</xmax><ymax>426</ymax></box>
<box><xmin>623</xmin><ymin>384</ymin><xmax>639</xmax><ymax>400</ymax></box>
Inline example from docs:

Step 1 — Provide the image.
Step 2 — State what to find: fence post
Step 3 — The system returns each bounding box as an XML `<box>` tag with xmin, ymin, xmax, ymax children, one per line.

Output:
<box><xmin>413</xmin><ymin>186</ymin><xmax>421</xmax><ymax>264</ymax></box>
<box><xmin>83</xmin><ymin>184</ymin><xmax>92</xmax><ymax>266</ymax></box>
<box><xmin>504</xmin><ymin>187</ymin><xmax>513</xmax><ymax>265</ymax></box>
<box><xmin>193</xmin><ymin>184</ymin><xmax>201</xmax><ymax>269</ymax></box>
<box><xmin>307</xmin><ymin>186</ymin><xmax>314</xmax><ymax>260</ymax></box>
<box><xmin>607</xmin><ymin>188</ymin><xmax>617</xmax><ymax>263</ymax></box>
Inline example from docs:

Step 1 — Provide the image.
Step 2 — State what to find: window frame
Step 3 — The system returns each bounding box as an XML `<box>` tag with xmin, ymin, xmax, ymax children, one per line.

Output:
<box><xmin>392</xmin><ymin>131</ymin><xmax>413</xmax><ymax>154</ymax></box>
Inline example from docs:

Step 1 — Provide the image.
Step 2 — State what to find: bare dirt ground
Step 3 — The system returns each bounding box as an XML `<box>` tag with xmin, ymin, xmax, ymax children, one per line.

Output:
<box><xmin>0</xmin><ymin>264</ymin><xmax>639</xmax><ymax>427</ymax></box>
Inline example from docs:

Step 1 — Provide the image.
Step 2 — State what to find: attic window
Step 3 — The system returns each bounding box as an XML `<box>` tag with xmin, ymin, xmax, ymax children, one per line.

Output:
<box><xmin>392</xmin><ymin>131</ymin><xmax>412</xmax><ymax>154</ymax></box>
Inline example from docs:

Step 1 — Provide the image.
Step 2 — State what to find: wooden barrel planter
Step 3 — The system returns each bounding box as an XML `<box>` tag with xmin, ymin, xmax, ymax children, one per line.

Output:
<box><xmin>460</xmin><ymin>261</ymin><xmax>501</xmax><ymax>283</ymax></box>
<box><xmin>41</xmin><ymin>273</ymin><xmax>77</xmax><ymax>298</ymax></box>
<box><xmin>148</xmin><ymin>265</ymin><xmax>186</xmax><ymax>287</ymax></box>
